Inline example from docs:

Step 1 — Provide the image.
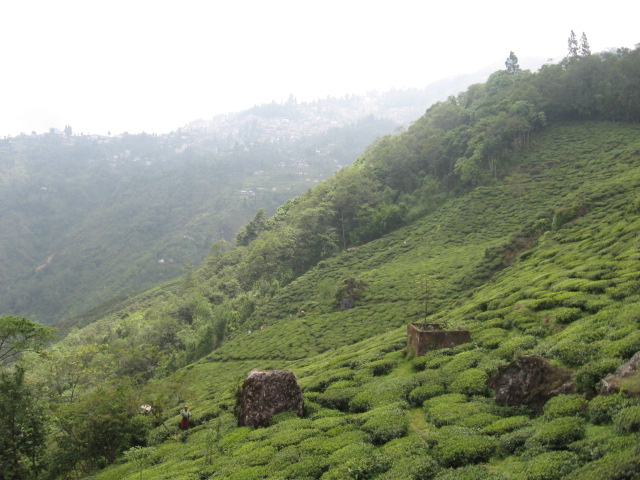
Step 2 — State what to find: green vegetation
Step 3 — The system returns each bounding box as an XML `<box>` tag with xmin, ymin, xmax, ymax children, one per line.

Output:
<box><xmin>0</xmin><ymin>115</ymin><xmax>396</xmax><ymax>325</ymax></box>
<box><xmin>2</xmin><ymin>44</ymin><xmax>640</xmax><ymax>479</ymax></box>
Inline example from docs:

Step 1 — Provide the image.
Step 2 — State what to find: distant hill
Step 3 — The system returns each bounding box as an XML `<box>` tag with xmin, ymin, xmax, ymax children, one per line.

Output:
<box><xmin>0</xmin><ymin>111</ymin><xmax>395</xmax><ymax>325</ymax></box>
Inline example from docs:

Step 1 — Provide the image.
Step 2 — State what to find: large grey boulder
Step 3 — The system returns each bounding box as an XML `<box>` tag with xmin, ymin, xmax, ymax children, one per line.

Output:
<box><xmin>235</xmin><ymin>369</ymin><xmax>304</xmax><ymax>427</ymax></box>
<box><xmin>487</xmin><ymin>355</ymin><xmax>574</xmax><ymax>408</ymax></box>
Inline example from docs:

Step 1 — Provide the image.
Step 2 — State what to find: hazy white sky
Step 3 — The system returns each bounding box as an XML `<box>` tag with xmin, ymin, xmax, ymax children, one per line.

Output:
<box><xmin>1</xmin><ymin>0</ymin><xmax>637</xmax><ymax>137</ymax></box>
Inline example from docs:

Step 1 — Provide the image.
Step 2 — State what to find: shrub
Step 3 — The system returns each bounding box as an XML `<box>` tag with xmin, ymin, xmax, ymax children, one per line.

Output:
<box><xmin>433</xmin><ymin>428</ymin><xmax>498</xmax><ymax>467</ymax></box>
<box><xmin>568</xmin><ymin>425</ymin><xmax>629</xmax><ymax>461</ymax></box>
<box><xmin>483</xmin><ymin>415</ymin><xmax>531</xmax><ymax>435</ymax></box>
<box><xmin>601</xmin><ymin>330</ymin><xmax>640</xmax><ymax>359</ymax></box>
<box><xmin>312</xmin><ymin>416</ymin><xmax>346</xmax><ymax>431</ymax></box>
<box><xmin>499</xmin><ymin>426</ymin><xmax>537</xmax><ymax>454</ymax></box>
<box><xmin>424</xmin><ymin>393</ymin><xmax>467</xmax><ymax>409</ymax></box>
<box><xmin>524</xmin><ymin>450</ymin><xmax>581</xmax><ymax>480</ymax></box>
<box><xmin>547</xmin><ymin>340</ymin><xmax>599</xmax><ymax>367</ymax></box>
<box><xmin>315</xmin><ymin>385</ymin><xmax>359</xmax><ymax>411</ymax></box>
<box><xmin>324</xmin><ymin>442</ymin><xmax>380</xmax><ymax>477</ymax></box>
<box><xmin>587</xmin><ymin>394</ymin><xmax>636</xmax><ymax>425</ymax></box>
<box><xmin>300</xmin><ymin>369</ymin><xmax>355</xmax><ymax>392</ymax></box>
<box><xmin>219</xmin><ymin>427</ymin><xmax>251</xmax><ymax>452</ymax></box>
<box><xmin>448</xmin><ymin>368</ymin><xmax>490</xmax><ymax>396</ymax></box>
<box><xmin>573</xmin><ymin>358</ymin><xmax>622</xmax><ymax>395</ymax></box>
<box><xmin>434</xmin><ymin>465</ymin><xmax>507</xmax><ymax>480</ymax></box>
<box><xmin>279</xmin><ymin>455</ymin><xmax>329</xmax><ymax>478</ymax></box>
<box><xmin>504</xmin><ymin>307</ymin><xmax>536</xmax><ymax>329</ymax></box>
<box><xmin>612</xmin><ymin>405</ymin><xmax>640</xmax><ymax>434</ymax></box>
<box><xmin>409</xmin><ymin>383</ymin><xmax>447</xmax><ymax>406</ymax></box>
<box><xmin>412</xmin><ymin>369</ymin><xmax>447</xmax><ymax>386</ymax></box>
<box><xmin>563</xmin><ymin>446</ymin><xmax>640</xmax><ymax>480</ymax></box>
<box><xmin>457</xmin><ymin>413</ymin><xmax>501</xmax><ymax>429</ymax></box>
<box><xmin>349</xmin><ymin>391</ymin><xmax>376</xmax><ymax>413</ymax></box>
<box><xmin>413</xmin><ymin>354</ymin><xmax>451</xmax><ymax>370</ymax></box>
<box><xmin>377</xmin><ymin>455</ymin><xmax>439</xmax><ymax>480</ymax></box>
<box><xmin>367</xmin><ymin>358</ymin><xmax>398</xmax><ymax>376</ymax></box>
<box><xmin>361</xmin><ymin>405</ymin><xmax>409</xmax><ymax>444</ymax></box>
<box><xmin>379</xmin><ymin>436</ymin><xmax>429</xmax><ymax>458</ymax></box>
<box><xmin>240</xmin><ymin>445</ymin><xmax>277</xmax><ymax>466</ymax></box>
<box><xmin>475</xmin><ymin>328</ymin><xmax>509</xmax><ymax>349</ymax></box>
<box><xmin>526</xmin><ymin>417</ymin><xmax>586</xmax><ymax>450</ymax></box>
<box><xmin>441</xmin><ymin>350</ymin><xmax>484</xmax><ymax>375</ymax></box>
<box><xmin>543</xmin><ymin>394</ymin><xmax>587</xmax><ymax>419</ymax></box>
<box><xmin>493</xmin><ymin>335</ymin><xmax>538</xmax><ymax>360</ymax></box>
<box><xmin>411</xmin><ymin>355</ymin><xmax>433</xmax><ymax>371</ymax></box>
<box><xmin>553</xmin><ymin>307</ymin><xmax>583</xmax><ymax>325</ymax></box>
<box><xmin>310</xmin><ymin>408</ymin><xmax>344</xmax><ymax>420</ymax></box>
<box><xmin>427</xmin><ymin>401</ymin><xmax>484</xmax><ymax>427</ymax></box>
<box><xmin>268</xmin><ymin>428</ymin><xmax>320</xmax><ymax>449</ymax></box>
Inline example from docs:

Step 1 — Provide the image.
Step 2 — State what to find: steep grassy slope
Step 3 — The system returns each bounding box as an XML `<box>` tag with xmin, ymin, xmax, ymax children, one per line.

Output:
<box><xmin>88</xmin><ymin>121</ymin><xmax>640</xmax><ymax>479</ymax></box>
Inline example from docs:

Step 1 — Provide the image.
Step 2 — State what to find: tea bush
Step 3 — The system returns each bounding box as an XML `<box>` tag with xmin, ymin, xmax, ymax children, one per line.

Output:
<box><xmin>323</xmin><ymin>441</ymin><xmax>380</xmax><ymax>478</ymax></box>
<box><xmin>315</xmin><ymin>383</ymin><xmax>360</xmax><ymax>411</ymax></box>
<box><xmin>432</xmin><ymin>426</ymin><xmax>498</xmax><ymax>467</ymax></box>
<box><xmin>441</xmin><ymin>350</ymin><xmax>484</xmax><ymax>375</ymax></box>
<box><xmin>524</xmin><ymin>450</ymin><xmax>581</xmax><ymax>480</ymax></box>
<box><xmin>563</xmin><ymin>446</ymin><xmax>640</xmax><ymax>480</ymax></box>
<box><xmin>498</xmin><ymin>426</ymin><xmax>537</xmax><ymax>454</ymax></box>
<box><xmin>553</xmin><ymin>307</ymin><xmax>583</xmax><ymax>325</ymax></box>
<box><xmin>366</xmin><ymin>358</ymin><xmax>398</xmax><ymax>376</ymax></box>
<box><xmin>525</xmin><ymin>417</ymin><xmax>586</xmax><ymax>451</ymax></box>
<box><xmin>456</xmin><ymin>412</ymin><xmax>501</xmax><ymax>429</ymax></box>
<box><xmin>361</xmin><ymin>404</ymin><xmax>409</xmax><ymax>444</ymax></box>
<box><xmin>278</xmin><ymin>455</ymin><xmax>329</xmax><ymax>478</ymax></box>
<box><xmin>483</xmin><ymin>415</ymin><xmax>531</xmax><ymax>435</ymax></box>
<box><xmin>378</xmin><ymin>435</ymin><xmax>429</xmax><ymax>458</ymax></box>
<box><xmin>612</xmin><ymin>405</ymin><xmax>640</xmax><ymax>434</ymax></box>
<box><xmin>543</xmin><ymin>394</ymin><xmax>587</xmax><ymax>419</ymax></box>
<box><xmin>475</xmin><ymin>328</ymin><xmax>509</xmax><ymax>349</ymax></box>
<box><xmin>409</xmin><ymin>383</ymin><xmax>447</xmax><ymax>406</ymax></box>
<box><xmin>567</xmin><ymin>425</ymin><xmax>629</xmax><ymax>462</ymax></box>
<box><xmin>448</xmin><ymin>368</ymin><xmax>490</xmax><ymax>396</ymax></box>
<box><xmin>587</xmin><ymin>394</ymin><xmax>636</xmax><ymax>425</ymax></box>
<box><xmin>433</xmin><ymin>465</ymin><xmax>507</xmax><ymax>480</ymax></box>
<box><xmin>426</xmin><ymin>401</ymin><xmax>484</xmax><ymax>427</ymax></box>
<box><xmin>377</xmin><ymin>454</ymin><xmax>440</xmax><ymax>479</ymax></box>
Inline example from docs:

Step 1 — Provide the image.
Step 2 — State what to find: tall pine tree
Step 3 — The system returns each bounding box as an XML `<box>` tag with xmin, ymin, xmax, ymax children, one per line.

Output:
<box><xmin>579</xmin><ymin>32</ymin><xmax>591</xmax><ymax>56</ymax></box>
<box><xmin>567</xmin><ymin>30</ymin><xmax>579</xmax><ymax>58</ymax></box>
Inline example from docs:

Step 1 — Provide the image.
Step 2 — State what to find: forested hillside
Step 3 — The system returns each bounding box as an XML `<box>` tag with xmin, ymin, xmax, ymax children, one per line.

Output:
<box><xmin>2</xmin><ymin>46</ymin><xmax>640</xmax><ymax>480</ymax></box>
<box><xmin>0</xmin><ymin>114</ymin><xmax>396</xmax><ymax>325</ymax></box>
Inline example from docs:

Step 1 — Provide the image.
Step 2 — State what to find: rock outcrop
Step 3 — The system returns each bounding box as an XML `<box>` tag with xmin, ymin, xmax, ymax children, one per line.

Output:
<box><xmin>235</xmin><ymin>369</ymin><xmax>304</xmax><ymax>427</ymax></box>
<box><xmin>600</xmin><ymin>351</ymin><xmax>640</xmax><ymax>396</ymax></box>
<box><xmin>487</xmin><ymin>355</ymin><xmax>574</xmax><ymax>408</ymax></box>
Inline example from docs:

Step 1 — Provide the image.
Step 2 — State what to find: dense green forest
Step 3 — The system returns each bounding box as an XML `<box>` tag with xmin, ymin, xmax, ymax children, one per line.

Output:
<box><xmin>0</xmin><ymin>115</ymin><xmax>396</xmax><ymax>325</ymax></box>
<box><xmin>2</xmin><ymin>44</ymin><xmax>640</xmax><ymax>479</ymax></box>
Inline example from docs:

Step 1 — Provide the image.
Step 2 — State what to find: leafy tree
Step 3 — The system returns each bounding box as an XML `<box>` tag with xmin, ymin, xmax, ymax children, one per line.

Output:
<box><xmin>40</xmin><ymin>344</ymin><xmax>115</xmax><ymax>402</ymax></box>
<box><xmin>505</xmin><ymin>51</ymin><xmax>521</xmax><ymax>74</ymax></box>
<box><xmin>579</xmin><ymin>32</ymin><xmax>591</xmax><ymax>56</ymax></box>
<box><xmin>0</xmin><ymin>366</ymin><xmax>48</xmax><ymax>480</ymax></box>
<box><xmin>236</xmin><ymin>209</ymin><xmax>268</xmax><ymax>246</ymax></box>
<box><xmin>0</xmin><ymin>315</ymin><xmax>56</xmax><ymax>364</ymax></box>
<box><xmin>49</xmin><ymin>381</ymin><xmax>150</xmax><ymax>476</ymax></box>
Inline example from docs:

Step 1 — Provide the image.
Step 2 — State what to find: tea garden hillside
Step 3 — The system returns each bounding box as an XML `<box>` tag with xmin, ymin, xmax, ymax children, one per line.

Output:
<box><xmin>2</xmin><ymin>43</ymin><xmax>640</xmax><ymax>479</ymax></box>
